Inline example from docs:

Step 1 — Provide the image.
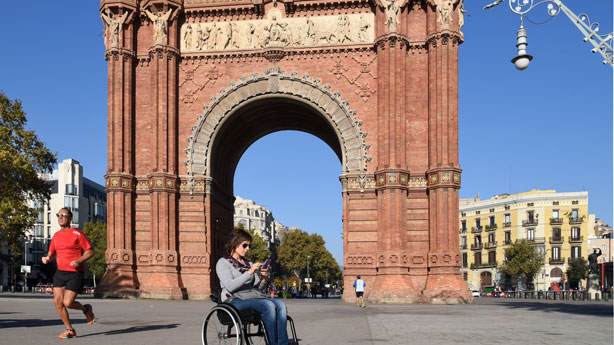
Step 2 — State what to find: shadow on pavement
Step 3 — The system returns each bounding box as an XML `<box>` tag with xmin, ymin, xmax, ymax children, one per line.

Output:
<box><xmin>0</xmin><ymin>318</ymin><xmax>87</xmax><ymax>328</ymax></box>
<box><xmin>78</xmin><ymin>324</ymin><xmax>180</xmax><ymax>337</ymax></box>
<box><xmin>499</xmin><ymin>301</ymin><xmax>613</xmax><ymax>317</ymax></box>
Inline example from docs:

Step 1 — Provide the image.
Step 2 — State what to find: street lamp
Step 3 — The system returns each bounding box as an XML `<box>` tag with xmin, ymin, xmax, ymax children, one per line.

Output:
<box><xmin>484</xmin><ymin>0</ymin><xmax>613</xmax><ymax>70</ymax></box>
<box><xmin>306</xmin><ymin>255</ymin><xmax>310</xmax><ymax>296</ymax></box>
<box><xmin>23</xmin><ymin>235</ymin><xmax>32</xmax><ymax>293</ymax></box>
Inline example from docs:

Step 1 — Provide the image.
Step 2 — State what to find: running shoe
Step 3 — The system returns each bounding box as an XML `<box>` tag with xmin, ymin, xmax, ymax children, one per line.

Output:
<box><xmin>58</xmin><ymin>329</ymin><xmax>77</xmax><ymax>339</ymax></box>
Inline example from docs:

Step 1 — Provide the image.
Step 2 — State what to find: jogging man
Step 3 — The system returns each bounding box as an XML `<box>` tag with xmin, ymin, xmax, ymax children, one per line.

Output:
<box><xmin>353</xmin><ymin>275</ymin><xmax>366</xmax><ymax>308</ymax></box>
<box><xmin>42</xmin><ymin>208</ymin><xmax>95</xmax><ymax>339</ymax></box>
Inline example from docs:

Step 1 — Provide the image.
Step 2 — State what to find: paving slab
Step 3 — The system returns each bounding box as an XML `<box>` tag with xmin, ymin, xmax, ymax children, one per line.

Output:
<box><xmin>0</xmin><ymin>294</ymin><xmax>611</xmax><ymax>345</ymax></box>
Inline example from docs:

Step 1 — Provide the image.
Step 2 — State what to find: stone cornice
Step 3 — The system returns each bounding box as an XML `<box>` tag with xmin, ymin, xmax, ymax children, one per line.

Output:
<box><xmin>105</xmin><ymin>47</ymin><xmax>136</xmax><ymax>61</ymax></box>
<box><xmin>426</xmin><ymin>30</ymin><xmax>463</xmax><ymax>47</ymax></box>
<box><xmin>179</xmin><ymin>44</ymin><xmax>373</xmax><ymax>61</ymax></box>
<box><xmin>374</xmin><ymin>33</ymin><xmax>410</xmax><ymax>50</ymax></box>
<box><xmin>426</xmin><ymin>167</ymin><xmax>461</xmax><ymax>189</ymax></box>
<box><xmin>148</xmin><ymin>45</ymin><xmax>181</xmax><ymax>60</ymax></box>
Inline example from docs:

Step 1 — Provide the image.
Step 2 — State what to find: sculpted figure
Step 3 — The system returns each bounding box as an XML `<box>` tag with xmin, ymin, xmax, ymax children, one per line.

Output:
<box><xmin>336</xmin><ymin>15</ymin><xmax>352</xmax><ymax>43</ymax></box>
<box><xmin>305</xmin><ymin>18</ymin><xmax>316</xmax><ymax>46</ymax></box>
<box><xmin>280</xmin><ymin>23</ymin><xmax>292</xmax><ymax>47</ymax></box>
<box><xmin>358</xmin><ymin>15</ymin><xmax>371</xmax><ymax>42</ymax></box>
<box><xmin>145</xmin><ymin>8</ymin><xmax>173</xmax><ymax>45</ymax></box>
<box><xmin>588</xmin><ymin>248</ymin><xmax>603</xmax><ymax>275</ymax></box>
<box><xmin>458</xmin><ymin>0</ymin><xmax>468</xmax><ymax>29</ymax></box>
<box><xmin>230</xmin><ymin>23</ymin><xmax>241</xmax><ymax>49</ymax></box>
<box><xmin>381</xmin><ymin>0</ymin><xmax>401</xmax><ymax>32</ymax></box>
<box><xmin>101</xmin><ymin>8</ymin><xmax>129</xmax><ymax>48</ymax></box>
<box><xmin>184</xmin><ymin>24</ymin><xmax>193</xmax><ymax>50</ymax></box>
<box><xmin>209</xmin><ymin>22</ymin><xmax>218</xmax><ymax>50</ymax></box>
<box><xmin>246</xmin><ymin>23</ymin><xmax>256</xmax><ymax>48</ymax></box>
<box><xmin>436</xmin><ymin>0</ymin><xmax>454</xmax><ymax>28</ymax></box>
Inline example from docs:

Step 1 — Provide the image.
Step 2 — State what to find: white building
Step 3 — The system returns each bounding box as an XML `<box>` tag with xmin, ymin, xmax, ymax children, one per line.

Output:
<box><xmin>1</xmin><ymin>158</ymin><xmax>106</xmax><ymax>288</ymax></box>
<box><xmin>233</xmin><ymin>196</ymin><xmax>275</xmax><ymax>245</ymax></box>
<box><xmin>274</xmin><ymin>221</ymin><xmax>301</xmax><ymax>245</ymax></box>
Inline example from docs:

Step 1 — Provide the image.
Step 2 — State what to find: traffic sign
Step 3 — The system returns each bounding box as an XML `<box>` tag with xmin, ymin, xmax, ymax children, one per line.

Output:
<box><xmin>21</xmin><ymin>265</ymin><xmax>31</xmax><ymax>274</ymax></box>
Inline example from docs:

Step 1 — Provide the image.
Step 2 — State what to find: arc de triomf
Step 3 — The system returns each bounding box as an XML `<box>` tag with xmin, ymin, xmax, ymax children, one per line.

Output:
<box><xmin>98</xmin><ymin>0</ymin><xmax>472</xmax><ymax>303</ymax></box>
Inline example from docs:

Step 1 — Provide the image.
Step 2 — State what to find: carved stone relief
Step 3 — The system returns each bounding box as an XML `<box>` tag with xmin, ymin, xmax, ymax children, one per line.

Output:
<box><xmin>101</xmin><ymin>9</ymin><xmax>129</xmax><ymax>48</ymax></box>
<box><xmin>180</xmin><ymin>10</ymin><xmax>374</xmax><ymax>53</ymax></box>
<box><xmin>435</xmin><ymin>0</ymin><xmax>454</xmax><ymax>29</ymax></box>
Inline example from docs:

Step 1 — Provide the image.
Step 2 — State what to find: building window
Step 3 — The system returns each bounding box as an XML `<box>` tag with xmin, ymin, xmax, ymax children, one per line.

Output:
<box><xmin>504</xmin><ymin>213</ymin><xmax>510</xmax><ymax>223</ymax></box>
<box><xmin>489</xmin><ymin>216</ymin><xmax>495</xmax><ymax>226</ymax></box>
<box><xmin>239</xmin><ymin>210</ymin><xmax>243</xmax><ymax>215</ymax></box>
<box><xmin>504</xmin><ymin>205</ymin><xmax>510</xmax><ymax>210</ymax></box>
<box><xmin>571</xmin><ymin>209</ymin><xmax>579</xmax><ymax>221</ymax></box>
<box><xmin>475</xmin><ymin>235</ymin><xmax>481</xmax><ymax>245</ymax></box>
<box><xmin>572</xmin><ymin>200</ymin><xmax>579</xmax><ymax>205</ymax></box>
<box><xmin>552</xmin><ymin>209</ymin><xmax>559</xmax><ymax>219</ymax></box>
<box><xmin>488</xmin><ymin>233</ymin><xmax>495</xmax><ymax>244</ymax></box>
<box><xmin>552</xmin><ymin>228</ymin><xmax>561</xmax><ymax>241</ymax></box>
<box><xmin>488</xmin><ymin>251</ymin><xmax>496</xmax><ymax>265</ymax></box>
<box><xmin>527</xmin><ymin>202</ymin><xmax>534</xmax><ymax>207</ymax></box>
<box><xmin>476</xmin><ymin>210</ymin><xmax>481</xmax><ymax>215</ymax></box>
<box><xmin>474</xmin><ymin>252</ymin><xmax>482</xmax><ymax>265</ymax></box>
<box><xmin>552</xmin><ymin>247</ymin><xmax>561</xmax><ymax>260</ymax></box>
<box><xmin>553</xmin><ymin>201</ymin><xmax>559</xmax><ymax>206</ymax></box>
<box><xmin>489</xmin><ymin>208</ymin><xmax>495</xmax><ymax>213</ymax></box>
<box><xmin>462</xmin><ymin>253</ymin><xmax>467</xmax><ymax>267</ymax></box>
<box><xmin>475</xmin><ymin>218</ymin><xmax>481</xmax><ymax>229</ymax></box>
<box><xmin>461</xmin><ymin>220</ymin><xmax>466</xmax><ymax>231</ymax></box>
<box><xmin>504</xmin><ymin>231</ymin><xmax>511</xmax><ymax>244</ymax></box>
<box><xmin>527</xmin><ymin>229</ymin><xmax>535</xmax><ymax>241</ymax></box>
<box><xmin>571</xmin><ymin>246</ymin><xmax>581</xmax><ymax>259</ymax></box>
<box><xmin>527</xmin><ymin>210</ymin><xmax>535</xmax><ymax>222</ymax></box>
<box><xmin>571</xmin><ymin>227</ymin><xmax>580</xmax><ymax>240</ymax></box>
<box><xmin>463</xmin><ymin>272</ymin><xmax>468</xmax><ymax>281</ymax></box>
<box><xmin>461</xmin><ymin>236</ymin><xmax>467</xmax><ymax>246</ymax></box>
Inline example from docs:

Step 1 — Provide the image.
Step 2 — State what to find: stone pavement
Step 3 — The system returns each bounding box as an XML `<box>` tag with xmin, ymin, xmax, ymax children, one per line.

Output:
<box><xmin>0</xmin><ymin>294</ymin><xmax>611</xmax><ymax>345</ymax></box>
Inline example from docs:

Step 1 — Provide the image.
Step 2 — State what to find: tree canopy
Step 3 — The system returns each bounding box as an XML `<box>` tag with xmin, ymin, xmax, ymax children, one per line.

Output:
<box><xmin>277</xmin><ymin>230</ymin><xmax>341</xmax><ymax>284</ymax></box>
<box><xmin>566</xmin><ymin>257</ymin><xmax>588</xmax><ymax>289</ymax></box>
<box><xmin>500</xmin><ymin>239</ymin><xmax>544</xmax><ymax>284</ymax></box>
<box><xmin>82</xmin><ymin>222</ymin><xmax>107</xmax><ymax>284</ymax></box>
<box><xmin>0</xmin><ymin>92</ymin><xmax>56</xmax><ymax>266</ymax></box>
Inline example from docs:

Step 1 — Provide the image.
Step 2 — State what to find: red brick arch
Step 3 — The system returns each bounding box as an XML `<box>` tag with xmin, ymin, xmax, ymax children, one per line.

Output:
<box><xmin>98</xmin><ymin>0</ymin><xmax>472</xmax><ymax>303</ymax></box>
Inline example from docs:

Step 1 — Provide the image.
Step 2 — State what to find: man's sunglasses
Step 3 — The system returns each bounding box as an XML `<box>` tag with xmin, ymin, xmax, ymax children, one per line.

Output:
<box><xmin>56</xmin><ymin>213</ymin><xmax>71</xmax><ymax>218</ymax></box>
<box><xmin>242</xmin><ymin>243</ymin><xmax>250</xmax><ymax>249</ymax></box>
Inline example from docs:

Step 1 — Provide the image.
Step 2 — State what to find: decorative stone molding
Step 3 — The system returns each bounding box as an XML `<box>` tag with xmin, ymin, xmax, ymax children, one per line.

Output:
<box><xmin>329</xmin><ymin>55</ymin><xmax>377</xmax><ymax>102</ymax></box>
<box><xmin>136</xmin><ymin>250</ymin><xmax>179</xmax><ymax>266</ymax></box>
<box><xmin>148</xmin><ymin>45</ymin><xmax>180</xmax><ymax>60</ymax></box>
<box><xmin>426</xmin><ymin>168</ymin><xmax>461</xmax><ymax>189</ymax></box>
<box><xmin>180</xmin><ymin>63</ymin><xmax>223</xmax><ymax>107</ymax></box>
<box><xmin>107</xmin><ymin>249</ymin><xmax>135</xmax><ymax>265</ymax></box>
<box><xmin>346</xmin><ymin>255</ymin><xmax>375</xmax><ymax>265</ymax></box>
<box><xmin>181</xmin><ymin>255</ymin><xmax>208</xmax><ymax>266</ymax></box>
<box><xmin>105</xmin><ymin>47</ymin><xmax>136</xmax><ymax>62</ymax></box>
<box><xmin>185</xmin><ymin>67</ymin><xmax>371</xmax><ymax>193</ymax></box>
<box><xmin>179</xmin><ymin>11</ymin><xmax>375</xmax><ymax>53</ymax></box>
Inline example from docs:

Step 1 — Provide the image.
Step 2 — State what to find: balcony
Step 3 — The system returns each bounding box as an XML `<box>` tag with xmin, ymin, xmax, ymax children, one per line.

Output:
<box><xmin>549</xmin><ymin>258</ymin><xmax>565</xmax><ymax>265</ymax></box>
<box><xmin>459</xmin><ymin>228</ymin><xmax>467</xmax><ymax>234</ymax></box>
<box><xmin>471</xmin><ymin>243</ymin><xmax>483</xmax><ymax>250</ymax></box>
<box><xmin>503</xmin><ymin>240</ymin><xmax>512</xmax><ymax>246</ymax></box>
<box><xmin>485</xmin><ymin>224</ymin><xmax>498</xmax><ymax>232</ymax></box>
<box><xmin>522</xmin><ymin>219</ymin><xmax>538</xmax><ymax>227</ymax></box>
<box><xmin>470</xmin><ymin>263</ymin><xmax>497</xmax><ymax>269</ymax></box>
<box><xmin>549</xmin><ymin>237</ymin><xmax>564</xmax><ymax>244</ymax></box>
<box><xmin>568</xmin><ymin>236</ymin><xmax>583</xmax><ymax>243</ymax></box>
<box><xmin>527</xmin><ymin>237</ymin><xmax>545</xmax><ymax>244</ymax></box>
<box><xmin>471</xmin><ymin>226</ymin><xmax>483</xmax><ymax>233</ymax></box>
<box><xmin>549</xmin><ymin>218</ymin><xmax>563</xmax><ymax>225</ymax></box>
<box><xmin>459</xmin><ymin>244</ymin><xmax>467</xmax><ymax>250</ymax></box>
<box><xmin>502</xmin><ymin>222</ymin><xmax>512</xmax><ymax>228</ymax></box>
<box><xmin>569</xmin><ymin>217</ymin><xmax>584</xmax><ymax>225</ymax></box>
<box><xmin>568</xmin><ymin>257</ymin><xmax>582</xmax><ymax>263</ymax></box>
<box><xmin>484</xmin><ymin>241</ymin><xmax>497</xmax><ymax>249</ymax></box>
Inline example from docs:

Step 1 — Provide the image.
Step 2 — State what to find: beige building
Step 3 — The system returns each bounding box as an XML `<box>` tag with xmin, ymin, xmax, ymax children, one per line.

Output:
<box><xmin>459</xmin><ymin>190</ymin><xmax>592</xmax><ymax>292</ymax></box>
<box><xmin>588</xmin><ymin>220</ymin><xmax>613</xmax><ymax>264</ymax></box>
<box><xmin>233</xmin><ymin>196</ymin><xmax>275</xmax><ymax>245</ymax></box>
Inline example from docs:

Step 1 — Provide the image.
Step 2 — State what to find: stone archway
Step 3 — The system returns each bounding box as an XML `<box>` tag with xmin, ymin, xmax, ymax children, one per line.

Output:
<box><xmin>97</xmin><ymin>0</ymin><xmax>472</xmax><ymax>303</ymax></box>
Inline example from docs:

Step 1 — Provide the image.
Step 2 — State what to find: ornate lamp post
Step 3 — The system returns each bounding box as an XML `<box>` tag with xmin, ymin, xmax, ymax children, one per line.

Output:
<box><xmin>484</xmin><ymin>0</ymin><xmax>613</xmax><ymax>69</ymax></box>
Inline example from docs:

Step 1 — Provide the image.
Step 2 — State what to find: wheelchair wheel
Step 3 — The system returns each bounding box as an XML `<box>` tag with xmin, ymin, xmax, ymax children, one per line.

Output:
<box><xmin>245</xmin><ymin>320</ymin><xmax>270</xmax><ymax>345</ymax></box>
<box><xmin>202</xmin><ymin>306</ymin><xmax>244</xmax><ymax>345</ymax></box>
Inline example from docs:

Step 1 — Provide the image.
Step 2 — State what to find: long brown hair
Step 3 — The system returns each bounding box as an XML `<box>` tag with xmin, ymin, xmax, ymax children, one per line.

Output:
<box><xmin>224</xmin><ymin>229</ymin><xmax>253</xmax><ymax>256</ymax></box>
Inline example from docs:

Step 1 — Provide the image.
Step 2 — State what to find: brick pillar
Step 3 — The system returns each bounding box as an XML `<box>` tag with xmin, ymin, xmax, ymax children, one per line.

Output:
<box><xmin>137</xmin><ymin>3</ymin><xmax>185</xmax><ymax>299</ymax></box>
<box><xmin>97</xmin><ymin>3</ymin><xmax>139</xmax><ymax>298</ymax></box>
<box><xmin>422</xmin><ymin>1</ymin><xmax>472</xmax><ymax>302</ymax></box>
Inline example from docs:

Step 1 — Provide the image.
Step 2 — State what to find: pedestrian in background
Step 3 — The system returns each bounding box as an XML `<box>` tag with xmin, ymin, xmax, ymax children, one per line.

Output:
<box><xmin>41</xmin><ymin>208</ymin><xmax>95</xmax><ymax>339</ymax></box>
<box><xmin>353</xmin><ymin>275</ymin><xmax>366</xmax><ymax>308</ymax></box>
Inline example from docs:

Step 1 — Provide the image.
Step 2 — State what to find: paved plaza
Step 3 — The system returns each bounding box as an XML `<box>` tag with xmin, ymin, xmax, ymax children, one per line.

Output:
<box><xmin>0</xmin><ymin>294</ymin><xmax>611</xmax><ymax>345</ymax></box>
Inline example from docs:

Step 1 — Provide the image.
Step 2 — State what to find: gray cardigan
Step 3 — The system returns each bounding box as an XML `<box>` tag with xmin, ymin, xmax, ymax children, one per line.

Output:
<box><xmin>216</xmin><ymin>257</ymin><xmax>267</xmax><ymax>301</ymax></box>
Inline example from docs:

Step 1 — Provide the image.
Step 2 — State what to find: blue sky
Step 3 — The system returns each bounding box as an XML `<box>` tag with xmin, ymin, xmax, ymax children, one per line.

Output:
<box><xmin>1</xmin><ymin>1</ymin><xmax>611</xmax><ymax>265</ymax></box>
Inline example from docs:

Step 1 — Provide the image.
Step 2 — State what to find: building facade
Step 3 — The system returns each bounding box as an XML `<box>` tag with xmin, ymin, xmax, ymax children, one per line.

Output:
<box><xmin>233</xmin><ymin>196</ymin><xmax>275</xmax><ymax>245</ymax></box>
<box><xmin>459</xmin><ymin>190</ymin><xmax>591</xmax><ymax>292</ymax></box>
<box><xmin>273</xmin><ymin>221</ymin><xmax>301</xmax><ymax>245</ymax></box>
<box><xmin>1</xmin><ymin>159</ymin><xmax>106</xmax><ymax>288</ymax></box>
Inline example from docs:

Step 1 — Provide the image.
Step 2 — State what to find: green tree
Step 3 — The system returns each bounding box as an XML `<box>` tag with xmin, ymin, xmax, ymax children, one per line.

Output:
<box><xmin>277</xmin><ymin>230</ymin><xmax>342</xmax><ymax>284</ymax></box>
<box><xmin>566</xmin><ymin>257</ymin><xmax>589</xmax><ymax>289</ymax></box>
<box><xmin>500</xmin><ymin>239</ymin><xmax>544</xmax><ymax>288</ymax></box>
<box><xmin>235</xmin><ymin>223</ymin><xmax>271</xmax><ymax>263</ymax></box>
<box><xmin>82</xmin><ymin>222</ymin><xmax>107</xmax><ymax>285</ymax></box>
<box><xmin>0</xmin><ymin>92</ymin><xmax>56</xmax><ymax>275</ymax></box>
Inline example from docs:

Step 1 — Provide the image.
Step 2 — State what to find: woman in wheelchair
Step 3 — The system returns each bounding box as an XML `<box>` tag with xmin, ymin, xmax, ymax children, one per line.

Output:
<box><xmin>216</xmin><ymin>229</ymin><xmax>289</xmax><ymax>345</ymax></box>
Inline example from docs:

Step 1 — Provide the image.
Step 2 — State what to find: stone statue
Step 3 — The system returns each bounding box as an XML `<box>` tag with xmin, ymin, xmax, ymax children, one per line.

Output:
<box><xmin>458</xmin><ymin>0</ymin><xmax>468</xmax><ymax>29</ymax></box>
<box><xmin>184</xmin><ymin>24</ymin><xmax>193</xmax><ymax>50</ymax></box>
<box><xmin>381</xmin><ymin>0</ymin><xmax>401</xmax><ymax>32</ymax></box>
<box><xmin>588</xmin><ymin>248</ymin><xmax>602</xmax><ymax>275</ymax></box>
<box><xmin>436</xmin><ymin>0</ymin><xmax>454</xmax><ymax>29</ymax></box>
<box><xmin>336</xmin><ymin>15</ymin><xmax>352</xmax><ymax>44</ymax></box>
<box><xmin>358</xmin><ymin>15</ymin><xmax>371</xmax><ymax>42</ymax></box>
<box><xmin>209</xmin><ymin>22</ymin><xmax>218</xmax><ymax>50</ymax></box>
<box><xmin>101</xmin><ymin>8</ymin><xmax>129</xmax><ymax>48</ymax></box>
<box><xmin>145</xmin><ymin>8</ymin><xmax>173</xmax><ymax>45</ymax></box>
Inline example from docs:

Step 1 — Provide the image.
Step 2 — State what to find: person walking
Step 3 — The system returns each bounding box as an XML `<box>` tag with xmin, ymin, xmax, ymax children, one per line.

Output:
<box><xmin>216</xmin><ymin>229</ymin><xmax>289</xmax><ymax>345</ymax></box>
<box><xmin>41</xmin><ymin>208</ymin><xmax>95</xmax><ymax>339</ymax></box>
<box><xmin>353</xmin><ymin>275</ymin><xmax>366</xmax><ymax>308</ymax></box>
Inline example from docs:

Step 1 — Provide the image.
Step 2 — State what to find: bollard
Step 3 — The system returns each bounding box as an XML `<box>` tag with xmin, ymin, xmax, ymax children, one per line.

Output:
<box><xmin>586</xmin><ymin>292</ymin><xmax>591</xmax><ymax>301</ymax></box>
<box><xmin>595</xmin><ymin>293</ymin><xmax>600</xmax><ymax>301</ymax></box>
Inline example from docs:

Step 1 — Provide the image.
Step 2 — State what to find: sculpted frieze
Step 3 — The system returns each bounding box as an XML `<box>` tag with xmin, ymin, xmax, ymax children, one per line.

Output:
<box><xmin>180</xmin><ymin>10</ymin><xmax>374</xmax><ymax>53</ymax></box>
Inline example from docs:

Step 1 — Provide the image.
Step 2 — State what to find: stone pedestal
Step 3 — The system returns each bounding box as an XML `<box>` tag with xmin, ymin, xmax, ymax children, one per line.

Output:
<box><xmin>587</xmin><ymin>273</ymin><xmax>600</xmax><ymax>295</ymax></box>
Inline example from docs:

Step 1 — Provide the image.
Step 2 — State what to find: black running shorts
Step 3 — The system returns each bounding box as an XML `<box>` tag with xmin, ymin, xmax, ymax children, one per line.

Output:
<box><xmin>53</xmin><ymin>270</ymin><xmax>84</xmax><ymax>293</ymax></box>
<box><xmin>355</xmin><ymin>291</ymin><xmax>364</xmax><ymax>297</ymax></box>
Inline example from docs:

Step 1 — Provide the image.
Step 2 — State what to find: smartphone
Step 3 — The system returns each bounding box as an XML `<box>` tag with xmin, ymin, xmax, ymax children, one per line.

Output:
<box><xmin>261</xmin><ymin>258</ymin><xmax>272</xmax><ymax>270</ymax></box>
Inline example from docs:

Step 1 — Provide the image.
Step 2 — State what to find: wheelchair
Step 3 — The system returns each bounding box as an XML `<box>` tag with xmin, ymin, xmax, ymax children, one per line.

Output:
<box><xmin>202</xmin><ymin>294</ymin><xmax>299</xmax><ymax>345</ymax></box>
